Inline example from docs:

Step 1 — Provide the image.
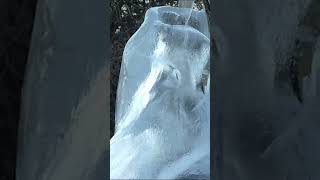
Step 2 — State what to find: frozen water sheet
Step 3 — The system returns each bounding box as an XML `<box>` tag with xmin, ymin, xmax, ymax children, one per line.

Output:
<box><xmin>110</xmin><ymin>6</ymin><xmax>210</xmax><ymax>180</ymax></box>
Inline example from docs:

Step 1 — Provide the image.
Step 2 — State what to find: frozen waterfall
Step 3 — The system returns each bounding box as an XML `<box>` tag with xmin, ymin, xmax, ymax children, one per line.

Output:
<box><xmin>110</xmin><ymin>6</ymin><xmax>210</xmax><ymax>180</ymax></box>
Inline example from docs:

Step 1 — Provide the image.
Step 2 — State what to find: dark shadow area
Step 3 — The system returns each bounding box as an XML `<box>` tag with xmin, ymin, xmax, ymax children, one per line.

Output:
<box><xmin>213</xmin><ymin>0</ymin><xmax>320</xmax><ymax>179</ymax></box>
<box><xmin>0</xmin><ymin>0</ymin><xmax>38</xmax><ymax>179</ymax></box>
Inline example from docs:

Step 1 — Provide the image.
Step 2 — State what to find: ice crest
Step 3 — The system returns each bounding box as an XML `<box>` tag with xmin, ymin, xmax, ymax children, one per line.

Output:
<box><xmin>110</xmin><ymin>6</ymin><xmax>210</xmax><ymax>180</ymax></box>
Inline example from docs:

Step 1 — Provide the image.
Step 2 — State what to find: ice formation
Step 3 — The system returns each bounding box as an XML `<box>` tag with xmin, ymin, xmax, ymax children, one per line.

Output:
<box><xmin>110</xmin><ymin>6</ymin><xmax>210</xmax><ymax>180</ymax></box>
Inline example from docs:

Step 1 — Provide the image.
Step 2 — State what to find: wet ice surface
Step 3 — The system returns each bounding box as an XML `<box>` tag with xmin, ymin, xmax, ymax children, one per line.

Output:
<box><xmin>110</xmin><ymin>6</ymin><xmax>210</xmax><ymax>180</ymax></box>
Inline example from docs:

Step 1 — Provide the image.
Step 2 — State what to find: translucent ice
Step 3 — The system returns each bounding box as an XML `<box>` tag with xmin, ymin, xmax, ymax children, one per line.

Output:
<box><xmin>110</xmin><ymin>6</ymin><xmax>210</xmax><ymax>180</ymax></box>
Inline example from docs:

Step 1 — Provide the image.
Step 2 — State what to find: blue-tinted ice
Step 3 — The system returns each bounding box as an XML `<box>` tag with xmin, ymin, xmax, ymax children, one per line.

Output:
<box><xmin>110</xmin><ymin>6</ymin><xmax>210</xmax><ymax>180</ymax></box>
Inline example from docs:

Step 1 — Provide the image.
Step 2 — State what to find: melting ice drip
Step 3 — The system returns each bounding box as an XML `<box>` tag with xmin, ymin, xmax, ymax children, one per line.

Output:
<box><xmin>110</xmin><ymin>6</ymin><xmax>210</xmax><ymax>180</ymax></box>
<box><xmin>185</xmin><ymin>1</ymin><xmax>195</xmax><ymax>25</ymax></box>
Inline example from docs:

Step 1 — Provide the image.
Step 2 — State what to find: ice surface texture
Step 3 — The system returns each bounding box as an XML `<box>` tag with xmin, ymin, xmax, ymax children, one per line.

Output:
<box><xmin>110</xmin><ymin>6</ymin><xmax>210</xmax><ymax>180</ymax></box>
